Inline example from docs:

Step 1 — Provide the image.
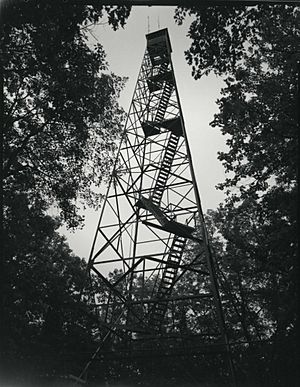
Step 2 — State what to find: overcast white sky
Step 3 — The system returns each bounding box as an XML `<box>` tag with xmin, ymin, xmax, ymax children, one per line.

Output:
<box><xmin>60</xmin><ymin>6</ymin><xmax>228</xmax><ymax>259</ymax></box>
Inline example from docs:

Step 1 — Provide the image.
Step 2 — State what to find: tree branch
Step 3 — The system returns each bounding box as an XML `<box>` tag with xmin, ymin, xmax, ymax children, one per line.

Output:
<box><xmin>3</xmin><ymin>119</ymin><xmax>52</xmax><ymax>178</ymax></box>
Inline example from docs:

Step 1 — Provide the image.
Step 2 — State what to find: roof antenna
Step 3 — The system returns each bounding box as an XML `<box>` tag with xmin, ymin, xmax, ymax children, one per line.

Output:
<box><xmin>158</xmin><ymin>16</ymin><xmax>160</xmax><ymax>30</ymax></box>
<box><xmin>147</xmin><ymin>16</ymin><xmax>150</xmax><ymax>33</ymax></box>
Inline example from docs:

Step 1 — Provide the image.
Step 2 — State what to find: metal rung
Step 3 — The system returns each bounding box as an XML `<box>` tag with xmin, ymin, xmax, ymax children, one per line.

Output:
<box><xmin>163</xmin><ymin>279</ymin><xmax>174</xmax><ymax>284</ymax></box>
<box><xmin>169</xmin><ymin>253</ymin><xmax>182</xmax><ymax>258</ymax></box>
<box><xmin>174</xmin><ymin>242</ymin><xmax>185</xmax><ymax>247</ymax></box>
<box><xmin>165</xmin><ymin>272</ymin><xmax>176</xmax><ymax>277</ymax></box>
<box><xmin>162</xmin><ymin>273</ymin><xmax>174</xmax><ymax>282</ymax></box>
<box><xmin>170</xmin><ymin>251</ymin><xmax>181</xmax><ymax>256</ymax></box>
<box><xmin>170</xmin><ymin>250</ymin><xmax>181</xmax><ymax>254</ymax></box>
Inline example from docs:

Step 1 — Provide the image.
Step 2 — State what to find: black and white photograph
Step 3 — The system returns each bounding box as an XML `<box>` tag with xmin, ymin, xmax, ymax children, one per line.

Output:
<box><xmin>1</xmin><ymin>1</ymin><xmax>299</xmax><ymax>386</ymax></box>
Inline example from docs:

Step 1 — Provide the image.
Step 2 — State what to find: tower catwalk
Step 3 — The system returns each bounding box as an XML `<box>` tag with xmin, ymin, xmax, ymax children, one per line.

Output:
<box><xmin>85</xmin><ymin>29</ymin><xmax>236</xmax><ymax>385</ymax></box>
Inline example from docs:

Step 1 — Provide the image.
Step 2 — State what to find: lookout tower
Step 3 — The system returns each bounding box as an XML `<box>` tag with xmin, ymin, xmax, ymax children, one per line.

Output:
<box><xmin>84</xmin><ymin>28</ymin><xmax>235</xmax><ymax>385</ymax></box>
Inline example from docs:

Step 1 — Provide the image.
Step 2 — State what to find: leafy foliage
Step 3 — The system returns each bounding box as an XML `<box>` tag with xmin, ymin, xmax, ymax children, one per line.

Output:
<box><xmin>175</xmin><ymin>5</ymin><xmax>299</xmax><ymax>197</ymax></box>
<box><xmin>205</xmin><ymin>201</ymin><xmax>297</xmax><ymax>385</ymax></box>
<box><xmin>175</xmin><ymin>5</ymin><xmax>299</xmax><ymax>78</ymax></box>
<box><xmin>2</xmin><ymin>0</ymin><xmax>131</xmax><ymax>227</ymax></box>
<box><xmin>2</xmin><ymin>187</ymin><xmax>97</xmax><ymax>383</ymax></box>
<box><xmin>175</xmin><ymin>4</ymin><xmax>299</xmax><ymax>386</ymax></box>
<box><xmin>1</xmin><ymin>1</ymin><xmax>131</xmax><ymax>384</ymax></box>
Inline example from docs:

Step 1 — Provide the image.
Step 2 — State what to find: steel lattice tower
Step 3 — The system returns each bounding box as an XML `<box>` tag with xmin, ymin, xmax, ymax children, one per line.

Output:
<box><xmin>85</xmin><ymin>29</ymin><xmax>235</xmax><ymax>385</ymax></box>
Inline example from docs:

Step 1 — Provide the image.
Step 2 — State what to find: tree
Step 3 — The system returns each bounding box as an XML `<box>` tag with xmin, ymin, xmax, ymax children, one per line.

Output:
<box><xmin>175</xmin><ymin>5</ymin><xmax>298</xmax><ymax>195</ymax></box>
<box><xmin>175</xmin><ymin>4</ymin><xmax>298</xmax><ymax>385</ymax></box>
<box><xmin>2</xmin><ymin>0</ymin><xmax>131</xmax><ymax>227</ymax></box>
<box><xmin>1</xmin><ymin>2</ymin><xmax>132</xmax><ymax>383</ymax></box>
<box><xmin>204</xmin><ymin>201</ymin><xmax>297</xmax><ymax>385</ymax></box>
<box><xmin>2</xmin><ymin>185</ymin><xmax>99</xmax><ymax>384</ymax></box>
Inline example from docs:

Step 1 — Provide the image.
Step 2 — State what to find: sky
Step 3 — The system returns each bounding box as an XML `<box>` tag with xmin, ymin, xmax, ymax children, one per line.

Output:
<box><xmin>60</xmin><ymin>6</ymin><xmax>229</xmax><ymax>260</ymax></box>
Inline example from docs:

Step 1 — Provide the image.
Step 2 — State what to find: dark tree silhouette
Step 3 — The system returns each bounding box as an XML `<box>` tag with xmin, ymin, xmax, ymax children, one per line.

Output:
<box><xmin>2</xmin><ymin>0</ymin><xmax>131</xmax><ymax>227</ymax></box>
<box><xmin>175</xmin><ymin>4</ymin><xmax>299</xmax><ymax>386</ymax></box>
<box><xmin>1</xmin><ymin>1</ymin><xmax>131</xmax><ymax>384</ymax></box>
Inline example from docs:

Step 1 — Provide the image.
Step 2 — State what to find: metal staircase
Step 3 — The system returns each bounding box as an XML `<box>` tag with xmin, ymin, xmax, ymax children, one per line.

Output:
<box><xmin>155</xmin><ymin>81</ymin><xmax>173</xmax><ymax>122</ymax></box>
<box><xmin>149</xmin><ymin>235</ymin><xmax>187</xmax><ymax>332</ymax></box>
<box><xmin>146</xmin><ymin>68</ymin><xmax>185</xmax><ymax>329</ymax></box>
<box><xmin>151</xmin><ymin>132</ymin><xmax>179</xmax><ymax>206</ymax></box>
<box><xmin>141</xmin><ymin>80</ymin><xmax>174</xmax><ymax>138</ymax></box>
<box><xmin>142</xmin><ymin>58</ymin><xmax>174</xmax><ymax>138</ymax></box>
